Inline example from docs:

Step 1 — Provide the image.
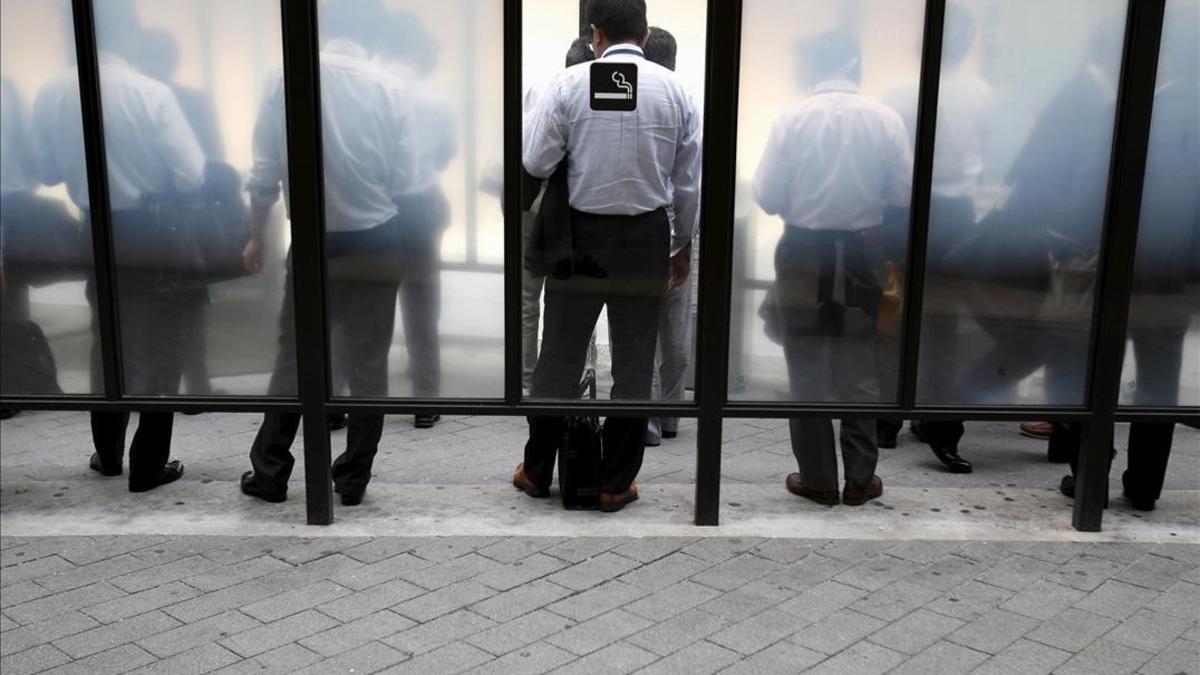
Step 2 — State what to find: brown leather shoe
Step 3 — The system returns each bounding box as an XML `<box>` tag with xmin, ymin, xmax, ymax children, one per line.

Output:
<box><xmin>598</xmin><ymin>483</ymin><xmax>639</xmax><ymax>512</ymax></box>
<box><xmin>785</xmin><ymin>473</ymin><xmax>839</xmax><ymax>506</ymax></box>
<box><xmin>1020</xmin><ymin>421</ymin><xmax>1053</xmax><ymax>440</ymax></box>
<box><xmin>843</xmin><ymin>475</ymin><xmax>883</xmax><ymax>506</ymax></box>
<box><xmin>512</xmin><ymin>463</ymin><xmax>549</xmax><ymax>498</ymax></box>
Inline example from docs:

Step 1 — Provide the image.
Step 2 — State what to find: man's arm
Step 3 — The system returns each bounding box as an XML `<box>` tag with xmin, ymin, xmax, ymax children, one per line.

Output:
<box><xmin>669</xmin><ymin>92</ymin><xmax>702</xmax><ymax>258</ymax></box>
<box><xmin>522</xmin><ymin>76</ymin><xmax>568</xmax><ymax>179</ymax></box>
<box><xmin>883</xmin><ymin>112</ymin><xmax>915</xmax><ymax>209</ymax></box>
<box><xmin>154</xmin><ymin>89</ymin><xmax>205</xmax><ymax>193</ymax></box>
<box><xmin>243</xmin><ymin>82</ymin><xmax>284</xmax><ymax>273</ymax></box>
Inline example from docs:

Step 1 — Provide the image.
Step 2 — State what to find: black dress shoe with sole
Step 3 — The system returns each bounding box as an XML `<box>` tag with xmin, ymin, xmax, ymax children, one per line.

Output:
<box><xmin>930</xmin><ymin>445</ymin><xmax>973</xmax><ymax>473</ymax></box>
<box><xmin>414</xmin><ymin>414</ymin><xmax>440</xmax><ymax>429</ymax></box>
<box><xmin>662</xmin><ymin>430</ymin><xmax>678</xmax><ymax>439</ymax></box>
<box><xmin>129</xmin><ymin>460</ymin><xmax>184</xmax><ymax>493</ymax></box>
<box><xmin>240</xmin><ymin>471</ymin><xmax>287</xmax><ymax>503</ymax></box>
<box><xmin>339</xmin><ymin>492</ymin><xmax>364</xmax><ymax>506</ymax></box>
<box><xmin>89</xmin><ymin>453</ymin><xmax>123</xmax><ymax>477</ymax></box>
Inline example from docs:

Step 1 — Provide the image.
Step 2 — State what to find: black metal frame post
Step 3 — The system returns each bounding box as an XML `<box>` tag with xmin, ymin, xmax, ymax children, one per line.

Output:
<box><xmin>504</xmin><ymin>0</ymin><xmax>524</xmax><ymax>406</ymax></box>
<box><xmin>279</xmin><ymin>0</ymin><xmax>334</xmax><ymax>526</ymax></box>
<box><xmin>692</xmin><ymin>0</ymin><xmax>744</xmax><ymax>526</ymax></box>
<box><xmin>1073</xmin><ymin>0</ymin><xmax>1167</xmax><ymax>532</ymax></box>
<box><xmin>898</xmin><ymin>0</ymin><xmax>946</xmax><ymax>408</ymax></box>
<box><xmin>70</xmin><ymin>0</ymin><xmax>122</xmax><ymax>401</ymax></box>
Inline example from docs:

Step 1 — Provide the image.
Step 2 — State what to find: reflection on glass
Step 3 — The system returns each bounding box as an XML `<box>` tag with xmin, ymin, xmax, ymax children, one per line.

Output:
<box><xmin>87</xmin><ymin>0</ymin><xmax>290</xmax><ymax>398</ymax></box>
<box><xmin>916</xmin><ymin>0</ymin><xmax>1127</xmax><ymax>406</ymax></box>
<box><xmin>1119</xmin><ymin>0</ymin><xmax>1200</xmax><ymax>409</ymax></box>
<box><xmin>730</xmin><ymin>0</ymin><xmax>925</xmax><ymax>403</ymax></box>
<box><xmin>1</xmin><ymin>0</ymin><xmax>95</xmax><ymax>396</ymax></box>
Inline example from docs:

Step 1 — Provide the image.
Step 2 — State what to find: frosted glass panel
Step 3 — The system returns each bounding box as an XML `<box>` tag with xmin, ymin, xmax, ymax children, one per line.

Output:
<box><xmin>915</xmin><ymin>0</ymin><xmax>1127</xmax><ymax>406</ymax></box>
<box><xmin>1119</xmin><ymin>0</ymin><xmax>1200</xmax><ymax>408</ymax></box>
<box><xmin>729</xmin><ymin>0</ymin><xmax>925</xmax><ymax>403</ymax></box>
<box><xmin>91</xmin><ymin>0</ymin><xmax>293</xmax><ymax>397</ymax></box>
<box><xmin>1</xmin><ymin>0</ymin><xmax>96</xmax><ymax>396</ymax></box>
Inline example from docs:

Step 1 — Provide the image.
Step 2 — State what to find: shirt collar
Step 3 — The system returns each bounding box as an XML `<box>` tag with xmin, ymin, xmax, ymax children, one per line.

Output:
<box><xmin>811</xmin><ymin>79</ymin><xmax>860</xmax><ymax>95</ymax></box>
<box><xmin>323</xmin><ymin>39</ymin><xmax>369</xmax><ymax>60</ymax></box>
<box><xmin>601</xmin><ymin>43</ymin><xmax>644</xmax><ymax>59</ymax></box>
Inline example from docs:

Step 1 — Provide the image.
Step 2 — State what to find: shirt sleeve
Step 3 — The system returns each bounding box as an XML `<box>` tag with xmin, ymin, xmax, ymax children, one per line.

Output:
<box><xmin>669</xmin><ymin>91</ymin><xmax>702</xmax><ymax>255</ymax></box>
<box><xmin>154</xmin><ymin>88</ymin><xmax>206</xmax><ymax>194</ymax></box>
<box><xmin>883</xmin><ymin>112</ymin><xmax>914</xmax><ymax>208</ymax></box>
<box><xmin>387</xmin><ymin>82</ymin><xmax>417</xmax><ymax>198</ymax></box>
<box><xmin>522</xmin><ymin>75</ymin><xmax>568</xmax><ymax>179</ymax></box>
<box><xmin>245</xmin><ymin>77</ymin><xmax>284</xmax><ymax>203</ymax></box>
<box><xmin>753</xmin><ymin>116</ymin><xmax>792</xmax><ymax>217</ymax></box>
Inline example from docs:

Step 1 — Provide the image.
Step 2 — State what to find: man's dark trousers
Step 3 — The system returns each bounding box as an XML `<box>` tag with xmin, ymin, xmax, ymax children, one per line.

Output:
<box><xmin>249</xmin><ymin>217</ymin><xmax>405</xmax><ymax>498</ymax></box>
<box><xmin>524</xmin><ymin>209</ymin><xmax>670</xmax><ymax>495</ymax></box>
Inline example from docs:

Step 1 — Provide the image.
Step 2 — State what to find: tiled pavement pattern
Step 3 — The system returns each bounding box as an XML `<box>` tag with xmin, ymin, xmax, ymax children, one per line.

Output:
<box><xmin>1</xmin><ymin>536</ymin><xmax>1197</xmax><ymax>675</ymax></box>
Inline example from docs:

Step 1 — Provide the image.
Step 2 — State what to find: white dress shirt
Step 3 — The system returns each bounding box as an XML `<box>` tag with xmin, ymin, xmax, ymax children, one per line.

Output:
<box><xmin>383</xmin><ymin>62</ymin><xmax>456</xmax><ymax>196</ymax></box>
<box><xmin>247</xmin><ymin>39</ymin><xmax>414</xmax><ymax>233</ymax></box>
<box><xmin>523</xmin><ymin>44</ymin><xmax>702</xmax><ymax>255</ymax></box>
<box><xmin>1</xmin><ymin>79</ymin><xmax>36</xmax><ymax>195</ymax></box>
<box><xmin>754</xmin><ymin>80</ymin><xmax>913</xmax><ymax>231</ymax></box>
<box><xmin>32</xmin><ymin>52</ymin><xmax>205</xmax><ymax>211</ymax></box>
<box><xmin>883</xmin><ymin>69</ymin><xmax>994</xmax><ymax>199</ymax></box>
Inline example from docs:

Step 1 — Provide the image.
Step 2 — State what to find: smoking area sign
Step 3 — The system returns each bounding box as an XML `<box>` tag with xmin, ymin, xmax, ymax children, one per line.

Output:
<box><xmin>590</xmin><ymin>62</ymin><xmax>638</xmax><ymax>111</ymax></box>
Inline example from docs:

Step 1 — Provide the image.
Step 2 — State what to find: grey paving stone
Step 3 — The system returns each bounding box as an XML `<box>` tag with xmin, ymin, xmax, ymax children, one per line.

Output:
<box><xmin>1026</xmin><ymin>607</ymin><xmax>1118</xmax><ymax>652</ymax></box>
<box><xmin>211</xmin><ymin>643</ymin><xmax>323</xmax><ymax>675</ymax></box>
<box><xmin>885</xmin><ymin>541</ymin><xmax>964</xmax><ymax>565</ymax></box>
<box><xmin>1116</xmin><ymin>553</ymin><xmax>1194</xmax><ymax>591</ymax></box>
<box><xmin>473</xmin><ymin>553</ymin><xmax>566</xmax><ymax>592</ymax></box>
<box><xmin>635</xmin><ymin>640</ymin><xmax>741</xmax><ymax>675</ymax></box>
<box><xmin>767</xmin><ymin>553</ymin><xmax>850</xmax><ymax>592</ymax></box>
<box><xmin>268</xmin><ymin>537</ymin><xmax>372</xmax><ymax>565</ymax></box>
<box><xmin>849</xmin><ymin>580</ymin><xmax>940</xmax><ymax>622</ymax></box>
<box><xmin>55</xmin><ymin>536</ymin><xmax>170</xmax><ymax>567</ymax></box>
<box><xmin>1145</xmin><ymin>580</ymin><xmax>1200</xmax><ymax>621</ymax></box>
<box><xmin>472</xmin><ymin>579</ymin><xmax>575</xmax><ymax>624</ymax></box>
<box><xmin>266</xmin><ymin>554</ymin><xmax>365</xmax><ymax>588</ymax></box>
<box><xmin>546</xmin><ymin>553</ymin><xmax>642</xmax><ymax>592</ymax></box>
<box><xmin>126</xmin><ymin>642</ymin><xmax>242</xmax><ymax>675</ymax></box>
<box><xmin>545</xmin><ymin>580</ymin><xmax>648</xmax><ymax>623</ymax></box>
<box><xmin>1106</xmin><ymin>607</ymin><xmax>1193</xmax><ymax>652</ymax></box>
<box><xmin>186</xmin><ymin>556</ymin><xmax>292</xmax><ymax>592</ymax></box>
<box><xmin>718</xmin><ymin>639</ymin><xmax>825</xmax><ymax>675</ymax></box>
<box><xmin>1137</xmin><ymin>638</ymin><xmax>1200</xmax><ymax>675</ymax></box>
<box><xmin>888</xmin><ymin>640</ymin><xmax>989</xmax><ymax>675</ymax></box>
<box><xmin>1009</xmin><ymin>541</ymin><xmax>1093</xmax><ymax>564</ymax></box>
<box><xmin>35</xmin><ymin>554</ymin><xmax>151</xmax><ymax>593</ymax></box>
<box><xmin>774</xmin><ymin>579</ymin><xmax>865</xmax><ymax>623</ymax></box>
<box><xmin>680</xmin><ymin>538</ymin><xmax>764</xmax><ymax>564</ymax></box>
<box><xmin>791</xmin><ymin>609</ymin><xmax>887</xmax><ymax>656</ymax></box>
<box><xmin>1050</xmin><ymin>554</ymin><xmax>1127</xmax><ymax>592</ymax></box>
<box><xmin>612</xmin><ymin>538</ymin><xmax>698</xmax><ymax>564</ymax></box>
<box><xmin>0</xmin><ymin>613</ymin><xmax>15</xmax><ymax>631</ymax></box>
<box><xmin>321</xmin><ymin>578</ymin><xmax>426</xmax><ymax>623</ymax></box>
<box><xmin>1074</xmin><ymin>579</ymin><xmax>1160</xmax><ymax>621</ymax></box>
<box><xmin>818</xmin><ymin>541</ymin><xmax>896</xmax><ymax>563</ymax></box>
<box><xmin>378</xmin><ymin>642</ymin><xmax>493</xmax><ymax>675</ymax></box>
<box><xmin>462</xmin><ymin>640</ymin><xmax>576</xmax><ymax>675</ymax></box>
<box><xmin>625</xmin><ymin>580</ymin><xmax>723</xmax><ymax>622</ymax></box>
<box><xmin>904</xmin><ymin>554</ymin><xmax>984</xmax><ymax>592</ymax></box>
<box><xmin>618</xmin><ymin>552</ymin><xmax>712</xmax><ymax>590</ymax></box>
<box><xmin>546</xmin><ymin>609</ymin><xmax>653</xmax><ymax>656</ymax></box>
<box><xmin>295</xmin><ymin>640</ymin><xmax>410</xmax><ymax>675</ymax></box>
<box><xmin>804</xmin><ymin>639</ymin><xmax>906</xmax><ymax>675</ymax></box>
<box><xmin>41</xmin><ymin>643</ymin><xmax>157</xmax><ymax>675</ymax></box>
<box><xmin>0</xmin><ymin>581</ymin><xmax>52</xmax><ymax>609</ymax></box>
<box><xmin>690</xmin><ymin>553</ymin><xmax>783</xmax><ymax>592</ymax></box>
<box><xmin>972</xmin><ymin>638</ymin><xmax>1073</xmax><ymax>675</ymax></box>
<box><xmin>161</xmin><ymin>580</ymin><xmax>279</xmax><ymax>623</ymax></box>
<box><xmin>241</xmin><ymin>580</ymin><xmax>351</xmax><ymax>623</ymax></box>
<box><xmin>411</xmin><ymin>538</ymin><xmax>498</xmax><ymax>563</ymax></box>
<box><xmin>750</xmin><ymin>539</ymin><xmax>823</xmax><ymax>565</ymax></box>
<box><xmin>998</xmin><ymin>578</ymin><xmax>1088</xmax><ymax>620</ymax></box>
<box><xmin>404</xmin><ymin>554</ymin><xmax>502</xmax><ymax>591</ymax></box>
<box><xmin>708</xmin><ymin>608</ymin><xmax>800</xmax><ymax>656</ymax></box>
<box><xmin>341</xmin><ymin>538</ymin><xmax>426</xmax><ymax>564</ymax></box>
<box><xmin>219</xmin><ymin>609</ymin><xmax>340</xmax><ymax>658</ymax></box>
<box><xmin>138</xmin><ymin>609</ymin><xmax>262</xmax><ymax>659</ymax></box>
<box><xmin>130</xmin><ymin>538</ymin><xmax>233</xmax><ymax>566</ymax></box>
<box><xmin>924</xmin><ymin>580</ymin><xmax>1014</xmax><ymax>621</ymax></box>
<box><xmin>300</xmin><ymin>610</ymin><xmax>414</xmax><ymax>657</ymax></box>
<box><xmin>972</xmin><ymin>554</ymin><xmax>1057</xmax><ymax>592</ymax></box>
<box><xmin>0</xmin><ymin>610</ymin><xmax>99</xmax><ymax>657</ymax></box>
<box><xmin>383</xmin><ymin>609</ymin><xmax>496</xmax><ymax>655</ymax></box>
<box><xmin>1086</xmin><ymin>542</ymin><xmax>1155</xmax><ymax>564</ymax></box>
<box><xmin>4</xmin><ymin>580</ymin><xmax>126</xmax><ymax>624</ymax></box>
<box><xmin>0</xmin><ymin>644</ymin><xmax>72</xmax><ymax>675</ymax></box>
<box><xmin>867</xmin><ymin>608</ymin><xmax>963</xmax><ymax>655</ymax></box>
<box><xmin>833</xmin><ymin>555</ymin><xmax>919</xmax><ymax>592</ymax></box>
<box><xmin>549</xmin><ymin>641</ymin><xmax>658</xmax><ymax>675</ymax></box>
<box><xmin>0</xmin><ymin>555</ymin><xmax>75</xmax><ymax>588</ymax></box>
<box><xmin>83</xmin><ymin>581</ymin><xmax>200</xmax><ymax>624</ymax></box>
<box><xmin>541</xmin><ymin>539</ymin><xmax>628</xmax><ymax>564</ymax></box>
<box><xmin>627</xmin><ymin>608</ymin><xmax>729</xmax><ymax>656</ymax></box>
<box><xmin>946</xmin><ymin>607</ymin><xmax>1039</xmax><ymax>654</ymax></box>
<box><xmin>698</xmin><ymin>581</ymin><xmax>783</xmax><ymax>622</ymax></box>
<box><xmin>476</xmin><ymin>538</ymin><xmax>566</xmax><ymax>565</ymax></box>
<box><xmin>53</xmin><ymin>609</ymin><xmax>181</xmax><ymax>658</ymax></box>
<box><xmin>1056</xmin><ymin>636</ymin><xmax>1154</xmax><ymax>675</ymax></box>
<box><xmin>110</xmin><ymin>554</ymin><xmax>221</xmax><ymax>593</ymax></box>
<box><xmin>466</xmin><ymin>609</ymin><xmax>574</xmax><ymax>656</ymax></box>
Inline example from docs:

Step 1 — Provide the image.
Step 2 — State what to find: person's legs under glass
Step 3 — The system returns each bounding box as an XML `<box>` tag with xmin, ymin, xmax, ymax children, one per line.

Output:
<box><xmin>248</xmin><ymin>257</ymin><xmax>302</xmax><ymax>496</ymax></box>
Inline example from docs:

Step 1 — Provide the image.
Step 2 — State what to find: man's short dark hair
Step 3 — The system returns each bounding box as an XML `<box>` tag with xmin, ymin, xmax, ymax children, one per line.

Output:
<box><xmin>565</xmin><ymin>36</ymin><xmax>595</xmax><ymax>67</ymax></box>
<box><xmin>586</xmin><ymin>0</ymin><xmax>648</xmax><ymax>45</ymax></box>
<box><xmin>320</xmin><ymin>0</ymin><xmax>389</xmax><ymax>51</ymax></box>
<box><xmin>644</xmin><ymin>26</ymin><xmax>677</xmax><ymax>71</ymax></box>
<box><xmin>801</xmin><ymin>31</ymin><xmax>862</xmax><ymax>86</ymax></box>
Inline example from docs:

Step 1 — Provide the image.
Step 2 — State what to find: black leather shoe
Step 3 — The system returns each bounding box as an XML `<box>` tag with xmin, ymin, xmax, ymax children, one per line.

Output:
<box><xmin>662</xmin><ymin>430</ymin><xmax>678</xmax><ymax>439</ymax></box>
<box><xmin>414</xmin><ymin>414</ymin><xmax>440</xmax><ymax>429</ymax></box>
<box><xmin>240</xmin><ymin>471</ymin><xmax>287</xmax><ymax>503</ymax></box>
<box><xmin>339</xmin><ymin>491</ymin><xmax>363</xmax><ymax>506</ymax></box>
<box><xmin>930</xmin><ymin>445</ymin><xmax>973</xmax><ymax>473</ymax></box>
<box><xmin>89</xmin><ymin>453</ymin><xmax>122</xmax><ymax>477</ymax></box>
<box><xmin>328</xmin><ymin>414</ymin><xmax>347</xmax><ymax>431</ymax></box>
<box><xmin>1121</xmin><ymin>471</ymin><xmax>1155</xmax><ymax>511</ymax></box>
<box><xmin>1060</xmin><ymin>474</ymin><xmax>1075</xmax><ymax>498</ymax></box>
<box><xmin>129</xmin><ymin>460</ymin><xmax>184</xmax><ymax>493</ymax></box>
<box><xmin>876</xmin><ymin>430</ymin><xmax>898</xmax><ymax>449</ymax></box>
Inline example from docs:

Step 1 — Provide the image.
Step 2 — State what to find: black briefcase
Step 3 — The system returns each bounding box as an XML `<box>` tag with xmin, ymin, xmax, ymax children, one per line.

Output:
<box><xmin>0</xmin><ymin>318</ymin><xmax>62</xmax><ymax>396</ymax></box>
<box><xmin>558</xmin><ymin>369</ymin><xmax>601</xmax><ymax>510</ymax></box>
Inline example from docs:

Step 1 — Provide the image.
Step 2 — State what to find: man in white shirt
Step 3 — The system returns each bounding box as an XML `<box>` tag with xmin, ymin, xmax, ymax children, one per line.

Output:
<box><xmin>754</xmin><ymin>31</ymin><xmax>912</xmax><ymax>507</ymax></box>
<box><xmin>31</xmin><ymin>0</ymin><xmax>204</xmax><ymax>492</ymax></box>
<box><xmin>239</xmin><ymin>0</ymin><xmax>414</xmax><ymax>507</ymax></box>
<box><xmin>515</xmin><ymin>0</ymin><xmax>701</xmax><ymax>512</ymax></box>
